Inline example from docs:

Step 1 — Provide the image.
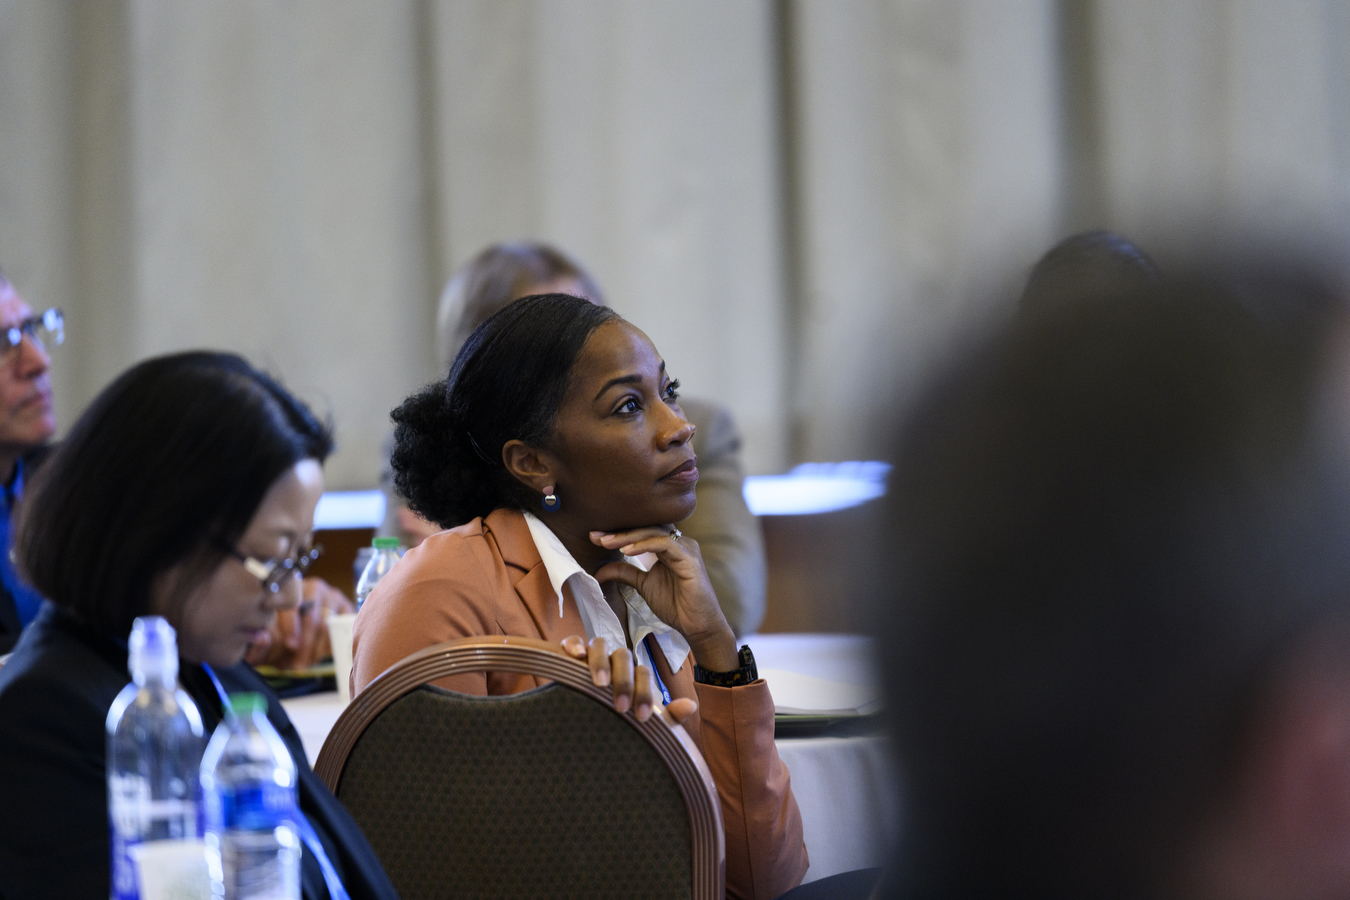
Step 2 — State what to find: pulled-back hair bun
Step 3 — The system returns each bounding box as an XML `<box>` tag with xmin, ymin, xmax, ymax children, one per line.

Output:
<box><xmin>392</xmin><ymin>293</ymin><xmax>620</xmax><ymax>527</ymax></box>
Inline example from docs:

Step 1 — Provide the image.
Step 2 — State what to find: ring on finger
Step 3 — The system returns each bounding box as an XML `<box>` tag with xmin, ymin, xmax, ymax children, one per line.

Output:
<box><xmin>669</xmin><ymin>527</ymin><xmax>682</xmax><ymax>542</ymax></box>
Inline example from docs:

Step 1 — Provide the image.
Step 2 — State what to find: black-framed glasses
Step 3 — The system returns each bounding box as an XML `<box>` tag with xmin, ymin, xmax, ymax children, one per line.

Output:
<box><xmin>226</xmin><ymin>543</ymin><xmax>323</xmax><ymax>594</ymax></box>
<box><xmin>2</xmin><ymin>308</ymin><xmax>63</xmax><ymax>356</ymax></box>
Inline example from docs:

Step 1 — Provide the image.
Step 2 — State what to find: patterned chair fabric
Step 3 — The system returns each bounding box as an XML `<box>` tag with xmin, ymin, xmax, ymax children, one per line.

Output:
<box><xmin>338</xmin><ymin>684</ymin><xmax>691</xmax><ymax>899</ymax></box>
<box><xmin>314</xmin><ymin>636</ymin><xmax>725</xmax><ymax>900</ymax></box>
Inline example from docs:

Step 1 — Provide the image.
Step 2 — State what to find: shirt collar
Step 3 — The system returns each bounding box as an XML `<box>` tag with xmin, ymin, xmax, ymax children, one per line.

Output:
<box><xmin>4</xmin><ymin>457</ymin><xmax>23</xmax><ymax>509</ymax></box>
<box><xmin>522</xmin><ymin>511</ymin><xmax>689</xmax><ymax>673</ymax></box>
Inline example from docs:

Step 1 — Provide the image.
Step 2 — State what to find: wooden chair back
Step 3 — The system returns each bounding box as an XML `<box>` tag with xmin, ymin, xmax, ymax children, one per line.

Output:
<box><xmin>314</xmin><ymin>635</ymin><xmax>724</xmax><ymax>900</ymax></box>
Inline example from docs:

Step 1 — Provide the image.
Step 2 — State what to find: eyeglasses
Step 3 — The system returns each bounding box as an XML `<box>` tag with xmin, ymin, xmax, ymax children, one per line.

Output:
<box><xmin>2</xmin><ymin>308</ymin><xmax>63</xmax><ymax>356</ymax></box>
<box><xmin>226</xmin><ymin>543</ymin><xmax>323</xmax><ymax>594</ymax></box>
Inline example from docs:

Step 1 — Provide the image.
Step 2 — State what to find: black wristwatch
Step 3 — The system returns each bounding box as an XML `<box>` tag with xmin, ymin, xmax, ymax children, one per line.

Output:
<box><xmin>693</xmin><ymin>644</ymin><xmax>758</xmax><ymax>687</ymax></box>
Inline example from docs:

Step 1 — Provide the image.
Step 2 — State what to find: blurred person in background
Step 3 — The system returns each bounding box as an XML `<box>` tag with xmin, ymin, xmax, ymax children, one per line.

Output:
<box><xmin>243</xmin><ymin>562</ymin><xmax>353</xmax><ymax>671</ymax></box>
<box><xmin>384</xmin><ymin>240</ymin><xmax>767</xmax><ymax>636</ymax></box>
<box><xmin>879</xmin><ymin>251</ymin><xmax>1350</xmax><ymax>899</ymax></box>
<box><xmin>0</xmin><ymin>351</ymin><xmax>398</xmax><ymax>899</ymax></box>
<box><xmin>0</xmin><ymin>263</ymin><xmax>348</xmax><ymax>666</ymax></box>
<box><xmin>0</xmin><ymin>265</ymin><xmax>61</xmax><ymax>654</ymax></box>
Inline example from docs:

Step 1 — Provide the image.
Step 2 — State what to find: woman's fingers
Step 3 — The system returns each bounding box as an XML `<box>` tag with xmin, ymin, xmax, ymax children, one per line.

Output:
<box><xmin>291</xmin><ymin>578</ymin><xmax>352</xmax><ymax>668</ymax></box>
<box><xmin>590</xmin><ymin>527</ymin><xmax>692</xmax><ymax>558</ymax></box>
<box><xmin>633</xmin><ymin>665</ymin><xmax>655</xmax><ymax>722</ymax></box>
<box><xmin>585</xmin><ymin>636</ymin><xmax>612</xmax><ymax>687</ymax></box>
<box><xmin>590</xmin><ymin>526</ymin><xmax>673</xmax><ymax>547</ymax></box>
<box><xmin>593</xmin><ymin>560</ymin><xmax>645</xmax><ymax>593</ymax></box>
<box><xmin>664</xmin><ymin>697</ymin><xmax>698</xmax><ymax>726</ymax></box>
<box><xmin>609</xmin><ymin>646</ymin><xmax>635</xmax><ymax>713</ymax></box>
<box><xmin>560</xmin><ymin>635</ymin><xmax>667</xmax><ymax>723</ymax></box>
<box><xmin>561</xmin><ymin>635</ymin><xmax>587</xmax><ymax>660</ymax></box>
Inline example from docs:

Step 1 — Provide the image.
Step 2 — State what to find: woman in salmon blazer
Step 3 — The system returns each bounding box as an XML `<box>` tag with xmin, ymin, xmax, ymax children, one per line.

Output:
<box><xmin>352</xmin><ymin>293</ymin><xmax>807</xmax><ymax>900</ymax></box>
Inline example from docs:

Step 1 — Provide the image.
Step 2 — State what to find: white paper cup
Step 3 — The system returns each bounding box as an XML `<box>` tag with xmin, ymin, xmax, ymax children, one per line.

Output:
<box><xmin>130</xmin><ymin>838</ymin><xmax>210</xmax><ymax>900</ymax></box>
<box><xmin>327</xmin><ymin>612</ymin><xmax>357</xmax><ymax>704</ymax></box>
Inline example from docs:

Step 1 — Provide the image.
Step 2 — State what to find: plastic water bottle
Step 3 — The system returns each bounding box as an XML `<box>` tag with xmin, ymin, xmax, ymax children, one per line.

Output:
<box><xmin>201</xmin><ymin>693</ymin><xmax>301</xmax><ymax>900</ymax></box>
<box><xmin>106</xmin><ymin>615</ymin><xmax>208</xmax><ymax>900</ymax></box>
<box><xmin>354</xmin><ymin>536</ymin><xmax>401</xmax><ymax>610</ymax></box>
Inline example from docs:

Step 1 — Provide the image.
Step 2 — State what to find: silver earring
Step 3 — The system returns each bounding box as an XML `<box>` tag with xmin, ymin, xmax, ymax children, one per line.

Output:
<box><xmin>541</xmin><ymin>485</ymin><xmax>561</xmax><ymax>513</ymax></box>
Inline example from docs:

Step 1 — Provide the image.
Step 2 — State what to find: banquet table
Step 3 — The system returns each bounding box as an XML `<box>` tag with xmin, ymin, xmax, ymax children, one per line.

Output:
<box><xmin>281</xmin><ymin>632</ymin><xmax>895</xmax><ymax>885</ymax></box>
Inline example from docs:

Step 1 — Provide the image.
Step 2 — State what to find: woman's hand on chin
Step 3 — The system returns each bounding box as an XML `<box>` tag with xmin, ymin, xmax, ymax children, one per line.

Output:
<box><xmin>561</xmin><ymin>635</ymin><xmax>697</xmax><ymax>725</ymax></box>
<box><xmin>589</xmin><ymin>527</ymin><xmax>740</xmax><ymax>673</ymax></box>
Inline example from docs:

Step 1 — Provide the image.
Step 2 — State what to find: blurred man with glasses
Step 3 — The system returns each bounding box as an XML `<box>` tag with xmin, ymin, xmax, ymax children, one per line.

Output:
<box><xmin>0</xmin><ymin>267</ymin><xmax>62</xmax><ymax>653</ymax></box>
<box><xmin>0</xmin><ymin>266</ymin><xmax>349</xmax><ymax>667</ymax></box>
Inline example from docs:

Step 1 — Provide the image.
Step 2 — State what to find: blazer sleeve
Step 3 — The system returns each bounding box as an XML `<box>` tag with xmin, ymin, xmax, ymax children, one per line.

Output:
<box><xmin>678</xmin><ymin>399</ymin><xmax>767</xmax><ymax>637</ymax></box>
<box><xmin>350</xmin><ymin>530</ymin><xmax>501</xmax><ymax>697</ymax></box>
<box><xmin>654</xmin><ymin>649</ymin><xmax>809</xmax><ymax>900</ymax></box>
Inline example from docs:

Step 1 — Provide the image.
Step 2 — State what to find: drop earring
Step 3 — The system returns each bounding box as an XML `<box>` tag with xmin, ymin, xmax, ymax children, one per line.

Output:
<box><xmin>541</xmin><ymin>485</ymin><xmax>561</xmax><ymax>513</ymax></box>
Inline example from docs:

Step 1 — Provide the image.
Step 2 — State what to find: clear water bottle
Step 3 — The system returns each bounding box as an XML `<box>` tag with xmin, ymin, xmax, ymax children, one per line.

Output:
<box><xmin>355</xmin><ymin>536</ymin><xmax>401</xmax><ymax>610</ymax></box>
<box><xmin>106</xmin><ymin>615</ymin><xmax>208</xmax><ymax>900</ymax></box>
<box><xmin>201</xmin><ymin>693</ymin><xmax>301</xmax><ymax>900</ymax></box>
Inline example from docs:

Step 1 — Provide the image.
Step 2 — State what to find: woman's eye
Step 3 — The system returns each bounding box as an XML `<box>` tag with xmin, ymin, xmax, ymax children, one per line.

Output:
<box><xmin>664</xmin><ymin>379</ymin><xmax>682</xmax><ymax>401</ymax></box>
<box><xmin>618</xmin><ymin>398</ymin><xmax>640</xmax><ymax>415</ymax></box>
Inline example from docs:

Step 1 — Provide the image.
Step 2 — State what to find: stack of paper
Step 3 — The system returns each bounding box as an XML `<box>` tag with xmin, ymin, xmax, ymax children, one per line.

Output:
<box><xmin>760</xmin><ymin>668</ymin><xmax>882</xmax><ymax>717</ymax></box>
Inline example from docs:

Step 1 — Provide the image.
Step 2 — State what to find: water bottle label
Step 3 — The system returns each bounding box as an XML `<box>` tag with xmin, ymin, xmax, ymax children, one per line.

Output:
<box><xmin>109</xmin><ymin>773</ymin><xmax>151</xmax><ymax>835</ymax></box>
<box><xmin>219</xmin><ymin>780</ymin><xmax>296</xmax><ymax>830</ymax></box>
<box><xmin>110</xmin><ymin>824</ymin><xmax>140</xmax><ymax>900</ymax></box>
<box><xmin>222</xmin><ymin>827</ymin><xmax>300</xmax><ymax>900</ymax></box>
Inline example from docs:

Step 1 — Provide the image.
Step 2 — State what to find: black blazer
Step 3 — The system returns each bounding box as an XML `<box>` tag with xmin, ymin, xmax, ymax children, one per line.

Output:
<box><xmin>0</xmin><ymin>445</ymin><xmax>53</xmax><ymax>654</ymax></box>
<box><xmin>0</xmin><ymin>603</ymin><xmax>400</xmax><ymax>900</ymax></box>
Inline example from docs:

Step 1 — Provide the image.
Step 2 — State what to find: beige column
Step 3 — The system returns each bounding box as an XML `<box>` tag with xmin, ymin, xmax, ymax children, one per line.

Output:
<box><xmin>787</xmin><ymin>0</ymin><xmax>1063</xmax><ymax>462</ymax></box>
<box><xmin>0</xmin><ymin>0</ymin><xmax>84</xmax><ymax>427</ymax></box>
<box><xmin>1093</xmin><ymin>0</ymin><xmax>1350</xmax><ymax>243</ymax></box>
<box><xmin>425</xmin><ymin>0</ymin><xmax>790</xmax><ymax>473</ymax></box>
<box><xmin>118</xmin><ymin>0</ymin><xmax>435</xmax><ymax>489</ymax></box>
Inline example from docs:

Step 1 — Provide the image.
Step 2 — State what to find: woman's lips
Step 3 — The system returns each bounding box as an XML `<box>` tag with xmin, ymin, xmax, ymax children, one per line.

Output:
<box><xmin>660</xmin><ymin>457</ymin><xmax>699</xmax><ymax>485</ymax></box>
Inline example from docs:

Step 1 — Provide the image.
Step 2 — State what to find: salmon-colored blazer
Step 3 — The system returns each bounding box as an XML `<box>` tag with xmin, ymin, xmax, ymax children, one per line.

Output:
<box><xmin>351</xmin><ymin>508</ymin><xmax>809</xmax><ymax>900</ymax></box>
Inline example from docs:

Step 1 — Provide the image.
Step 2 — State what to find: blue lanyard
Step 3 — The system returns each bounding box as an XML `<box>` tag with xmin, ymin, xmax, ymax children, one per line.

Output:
<box><xmin>201</xmin><ymin>663</ymin><xmax>351</xmax><ymax>900</ymax></box>
<box><xmin>641</xmin><ymin>635</ymin><xmax>673</xmax><ymax>706</ymax></box>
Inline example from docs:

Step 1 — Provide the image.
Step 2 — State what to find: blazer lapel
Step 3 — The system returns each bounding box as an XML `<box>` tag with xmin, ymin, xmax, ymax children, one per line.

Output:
<box><xmin>482</xmin><ymin>508</ymin><xmax>586</xmax><ymax>643</ymax></box>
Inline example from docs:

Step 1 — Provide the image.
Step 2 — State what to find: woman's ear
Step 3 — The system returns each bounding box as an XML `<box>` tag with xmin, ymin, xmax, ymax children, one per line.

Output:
<box><xmin>502</xmin><ymin>439</ymin><xmax>557</xmax><ymax>494</ymax></box>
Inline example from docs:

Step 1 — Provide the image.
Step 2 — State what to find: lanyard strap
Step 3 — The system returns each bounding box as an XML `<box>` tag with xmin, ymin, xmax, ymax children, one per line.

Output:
<box><xmin>201</xmin><ymin>664</ymin><xmax>351</xmax><ymax>900</ymax></box>
<box><xmin>641</xmin><ymin>634</ymin><xmax>673</xmax><ymax>706</ymax></box>
<box><xmin>293</xmin><ymin>815</ymin><xmax>353</xmax><ymax>900</ymax></box>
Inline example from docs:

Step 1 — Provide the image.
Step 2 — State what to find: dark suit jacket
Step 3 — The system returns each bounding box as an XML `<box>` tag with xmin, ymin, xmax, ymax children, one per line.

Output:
<box><xmin>0</xmin><ymin>445</ymin><xmax>53</xmax><ymax>654</ymax></box>
<box><xmin>0</xmin><ymin>603</ymin><xmax>399</xmax><ymax>900</ymax></box>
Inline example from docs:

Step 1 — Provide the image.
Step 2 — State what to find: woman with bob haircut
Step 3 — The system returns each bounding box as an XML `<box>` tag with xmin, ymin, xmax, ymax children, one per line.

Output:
<box><xmin>0</xmin><ymin>351</ymin><xmax>399</xmax><ymax>900</ymax></box>
<box><xmin>351</xmin><ymin>294</ymin><xmax>808</xmax><ymax>900</ymax></box>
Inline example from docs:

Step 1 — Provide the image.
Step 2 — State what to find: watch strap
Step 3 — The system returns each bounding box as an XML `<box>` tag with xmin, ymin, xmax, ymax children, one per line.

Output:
<box><xmin>693</xmin><ymin>644</ymin><xmax>758</xmax><ymax>687</ymax></box>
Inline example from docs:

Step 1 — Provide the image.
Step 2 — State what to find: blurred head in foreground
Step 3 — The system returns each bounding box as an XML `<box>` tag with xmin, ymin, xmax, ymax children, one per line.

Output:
<box><xmin>884</xmin><ymin>254</ymin><xmax>1350</xmax><ymax>899</ymax></box>
<box><xmin>1020</xmin><ymin>229</ymin><xmax>1159</xmax><ymax>313</ymax></box>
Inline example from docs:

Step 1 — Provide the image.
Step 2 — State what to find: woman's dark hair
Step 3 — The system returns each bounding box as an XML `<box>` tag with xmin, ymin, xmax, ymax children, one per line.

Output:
<box><xmin>394</xmin><ymin>293</ymin><xmax>620</xmax><ymax>528</ymax></box>
<box><xmin>14</xmin><ymin>351</ymin><xmax>333</xmax><ymax>637</ymax></box>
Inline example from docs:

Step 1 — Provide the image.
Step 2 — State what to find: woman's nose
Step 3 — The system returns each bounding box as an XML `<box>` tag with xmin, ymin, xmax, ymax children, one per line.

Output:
<box><xmin>658</xmin><ymin>408</ymin><xmax>696</xmax><ymax>449</ymax></box>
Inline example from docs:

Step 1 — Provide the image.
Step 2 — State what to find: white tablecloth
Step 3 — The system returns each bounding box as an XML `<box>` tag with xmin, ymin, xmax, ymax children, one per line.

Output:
<box><xmin>281</xmin><ymin>632</ymin><xmax>895</xmax><ymax>885</ymax></box>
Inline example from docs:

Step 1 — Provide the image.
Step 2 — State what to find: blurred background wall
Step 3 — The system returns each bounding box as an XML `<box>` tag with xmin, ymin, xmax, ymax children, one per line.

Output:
<box><xmin>0</xmin><ymin>0</ymin><xmax>1347</xmax><ymax>489</ymax></box>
